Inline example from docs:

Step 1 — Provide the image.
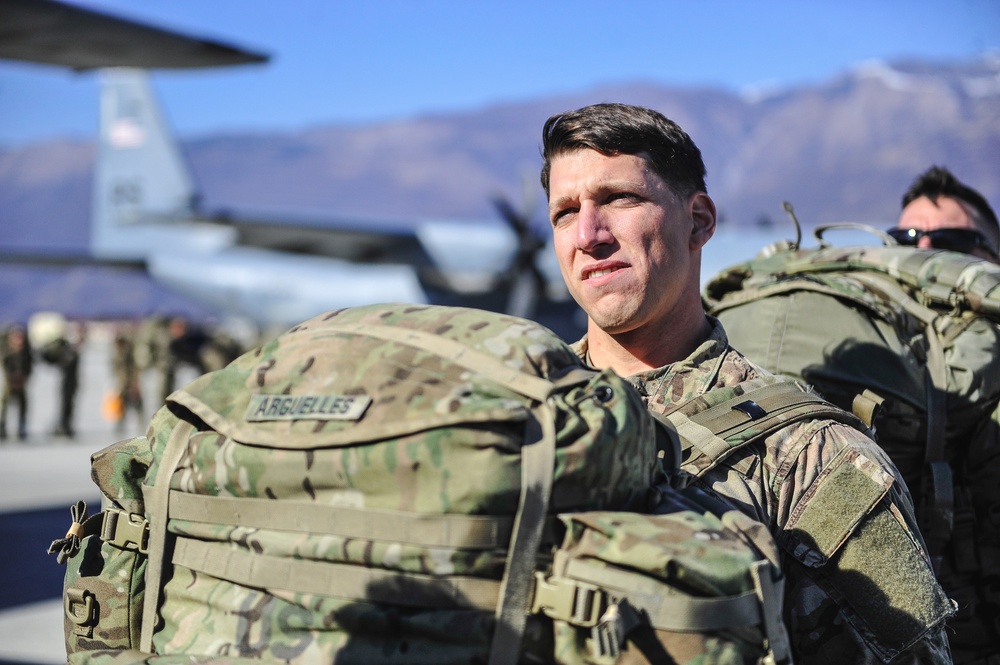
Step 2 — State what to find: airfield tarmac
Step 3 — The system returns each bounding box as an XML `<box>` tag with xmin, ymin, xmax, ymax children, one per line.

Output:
<box><xmin>0</xmin><ymin>324</ymin><xmax>200</xmax><ymax>665</ymax></box>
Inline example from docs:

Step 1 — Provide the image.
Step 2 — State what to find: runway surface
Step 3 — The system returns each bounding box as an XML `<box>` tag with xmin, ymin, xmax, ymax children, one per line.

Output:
<box><xmin>0</xmin><ymin>324</ymin><xmax>198</xmax><ymax>665</ymax></box>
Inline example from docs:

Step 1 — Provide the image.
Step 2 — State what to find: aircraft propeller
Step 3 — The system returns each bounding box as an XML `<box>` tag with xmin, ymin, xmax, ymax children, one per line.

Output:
<box><xmin>492</xmin><ymin>183</ymin><xmax>549</xmax><ymax>321</ymax></box>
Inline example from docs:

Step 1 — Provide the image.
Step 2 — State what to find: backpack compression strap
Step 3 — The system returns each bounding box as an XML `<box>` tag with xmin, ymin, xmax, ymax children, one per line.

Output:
<box><xmin>309</xmin><ymin>321</ymin><xmax>590</xmax><ymax>665</ymax></box>
<box><xmin>843</xmin><ymin>271</ymin><xmax>955</xmax><ymax>569</ymax></box>
<box><xmin>139</xmin><ymin>419</ymin><xmax>196</xmax><ymax>652</ymax></box>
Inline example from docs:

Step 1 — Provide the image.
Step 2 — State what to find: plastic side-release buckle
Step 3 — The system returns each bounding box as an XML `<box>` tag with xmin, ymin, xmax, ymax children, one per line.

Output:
<box><xmin>101</xmin><ymin>508</ymin><xmax>150</xmax><ymax>554</ymax></box>
<box><xmin>530</xmin><ymin>571</ymin><xmax>606</xmax><ymax>627</ymax></box>
<box><xmin>591</xmin><ymin>599</ymin><xmax>644</xmax><ymax>661</ymax></box>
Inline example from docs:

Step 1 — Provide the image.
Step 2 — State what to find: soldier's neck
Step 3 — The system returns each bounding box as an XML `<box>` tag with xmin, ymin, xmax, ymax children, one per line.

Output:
<box><xmin>586</xmin><ymin>312</ymin><xmax>712</xmax><ymax>377</ymax></box>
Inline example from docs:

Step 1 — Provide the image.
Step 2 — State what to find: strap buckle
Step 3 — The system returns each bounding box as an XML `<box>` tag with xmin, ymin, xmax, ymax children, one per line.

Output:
<box><xmin>102</xmin><ymin>508</ymin><xmax>150</xmax><ymax>554</ymax></box>
<box><xmin>530</xmin><ymin>572</ymin><xmax>605</xmax><ymax>627</ymax></box>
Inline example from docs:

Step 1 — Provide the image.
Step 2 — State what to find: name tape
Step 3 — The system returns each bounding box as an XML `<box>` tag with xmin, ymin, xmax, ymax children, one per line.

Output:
<box><xmin>245</xmin><ymin>394</ymin><xmax>371</xmax><ymax>422</ymax></box>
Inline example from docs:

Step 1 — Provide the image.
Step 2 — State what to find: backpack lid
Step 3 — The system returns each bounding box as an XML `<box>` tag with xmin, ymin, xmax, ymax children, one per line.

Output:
<box><xmin>168</xmin><ymin>304</ymin><xmax>591</xmax><ymax>450</ymax></box>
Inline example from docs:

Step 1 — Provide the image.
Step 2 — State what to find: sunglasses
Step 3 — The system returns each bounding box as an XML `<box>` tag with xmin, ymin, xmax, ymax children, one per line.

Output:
<box><xmin>886</xmin><ymin>227</ymin><xmax>999</xmax><ymax>259</ymax></box>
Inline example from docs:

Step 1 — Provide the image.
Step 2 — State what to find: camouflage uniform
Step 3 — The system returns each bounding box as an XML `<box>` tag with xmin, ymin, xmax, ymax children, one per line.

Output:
<box><xmin>573</xmin><ymin>318</ymin><xmax>955</xmax><ymax>664</ymax></box>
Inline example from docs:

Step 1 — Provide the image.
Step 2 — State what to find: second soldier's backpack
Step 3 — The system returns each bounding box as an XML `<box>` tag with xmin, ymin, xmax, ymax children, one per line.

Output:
<box><xmin>51</xmin><ymin>304</ymin><xmax>790</xmax><ymax>664</ymax></box>
<box><xmin>704</xmin><ymin>221</ymin><xmax>1000</xmax><ymax>660</ymax></box>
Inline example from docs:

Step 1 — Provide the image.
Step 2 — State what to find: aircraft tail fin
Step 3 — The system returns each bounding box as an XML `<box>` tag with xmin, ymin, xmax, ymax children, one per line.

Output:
<box><xmin>91</xmin><ymin>68</ymin><xmax>205</xmax><ymax>259</ymax></box>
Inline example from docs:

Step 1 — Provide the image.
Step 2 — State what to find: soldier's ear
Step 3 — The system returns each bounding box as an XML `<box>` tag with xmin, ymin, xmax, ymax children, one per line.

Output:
<box><xmin>689</xmin><ymin>193</ymin><xmax>716</xmax><ymax>251</ymax></box>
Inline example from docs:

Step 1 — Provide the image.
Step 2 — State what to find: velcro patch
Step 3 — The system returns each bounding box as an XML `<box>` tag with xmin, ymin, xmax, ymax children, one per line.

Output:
<box><xmin>244</xmin><ymin>394</ymin><xmax>371</xmax><ymax>422</ymax></box>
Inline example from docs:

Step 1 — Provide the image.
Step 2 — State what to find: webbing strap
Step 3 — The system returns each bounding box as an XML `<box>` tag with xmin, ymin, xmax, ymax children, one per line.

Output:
<box><xmin>488</xmin><ymin>402</ymin><xmax>557</xmax><ymax>665</ymax></box>
<box><xmin>750</xmin><ymin>560</ymin><xmax>790</xmax><ymax>664</ymax></box>
<box><xmin>320</xmin><ymin>322</ymin><xmax>579</xmax><ymax>403</ymax></box>
<box><xmin>169</xmin><ymin>491</ymin><xmax>514</xmax><ymax>549</ymax></box>
<box><xmin>851</xmin><ymin>389</ymin><xmax>886</xmax><ymax>429</ymax></box>
<box><xmin>557</xmin><ymin>557</ymin><xmax>763</xmax><ymax>631</ymax></box>
<box><xmin>139</xmin><ymin>420</ymin><xmax>195</xmax><ymax>652</ymax></box>
<box><xmin>687</xmin><ymin>382</ymin><xmax>828</xmax><ymax>435</ymax></box>
<box><xmin>709</xmin><ymin>278</ymin><xmax>858</xmax><ymax>313</ymax></box>
<box><xmin>673</xmin><ymin>380</ymin><xmax>854</xmax><ymax>476</ymax></box>
<box><xmin>173</xmin><ymin>537</ymin><xmax>502</xmax><ymax>610</ymax></box>
<box><xmin>850</xmin><ymin>272</ymin><xmax>954</xmax><ymax>566</ymax></box>
<box><xmin>323</xmin><ymin>321</ymin><xmax>569</xmax><ymax>664</ymax></box>
<box><xmin>848</xmin><ymin>272</ymin><xmax>938</xmax><ymax>326</ymax></box>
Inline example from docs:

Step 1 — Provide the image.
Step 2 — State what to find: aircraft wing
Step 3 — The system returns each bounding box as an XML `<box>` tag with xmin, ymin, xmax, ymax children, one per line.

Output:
<box><xmin>0</xmin><ymin>249</ymin><xmax>145</xmax><ymax>269</ymax></box>
<box><xmin>206</xmin><ymin>212</ymin><xmax>436</xmax><ymax>267</ymax></box>
<box><xmin>0</xmin><ymin>0</ymin><xmax>268</xmax><ymax>70</ymax></box>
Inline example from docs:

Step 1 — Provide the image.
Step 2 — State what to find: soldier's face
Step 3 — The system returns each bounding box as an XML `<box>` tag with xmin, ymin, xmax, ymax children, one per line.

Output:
<box><xmin>898</xmin><ymin>195</ymin><xmax>999</xmax><ymax>263</ymax></box>
<box><xmin>547</xmin><ymin>149</ymin><xmax>710</xmax><ymax>335</ymax></box>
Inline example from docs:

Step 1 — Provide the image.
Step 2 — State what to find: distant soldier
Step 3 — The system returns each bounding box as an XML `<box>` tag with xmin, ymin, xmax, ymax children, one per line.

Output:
<box><xmin>199</xmin><ymin>327</ymin><xmax>244</xmax><ymax>373</ymax></box>
<box><xmin>889</xmin><ymin>165</ymin><xmax>1000</xmax><ymax>263</ymax></box>
<box><xmin>111</xmin><ymin>326</ymin><xmax>144</xmax><ymax>433</ymax></box>
<box><xmin>161</xmin><ymin>317</ymin><xmax>208</xmax><ymax>401</ymax></box>
<box><xmin>40</xmin><ymin>325</ymin><xmax>82</xmax><ymax>438</ymax></box>
<box><xmin>133</xmin><ymin>315</ymin><xmax>174</xmax><ymax>404</ymax></box>
<box><xmin>1</xmin><ymin>326</ymin><xmax>33</xmax><ymax>441</ymax></box>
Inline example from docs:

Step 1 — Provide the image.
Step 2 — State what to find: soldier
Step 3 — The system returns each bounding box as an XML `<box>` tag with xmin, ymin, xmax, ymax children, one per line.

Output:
<box><xmin>160</xmin><ymin>317</ymin><xmax>208</xmax><ymax>402</ymax></box>
<box><xmin>111</xmin><ymin>324</ymin><xmax>144</xmax><ymax>433</ymax></box>
<box><xmin>889</xmin><ymin>166</ymin><xmax>999</xmax><ymax>264</ymax></box>
<box><xmin>39</xmin><ymin>325</ymin><xmax>82</xmax><ymax>438</ymax></box>
<box><xmin>540</xmin><ymin>103</ymin><xmax>954</xmax><ymax>662</ymax></box>
<box><xmin>1</xmin><ymin>325</ymin><xmax>32</xmax><ymax>441</ymax></box>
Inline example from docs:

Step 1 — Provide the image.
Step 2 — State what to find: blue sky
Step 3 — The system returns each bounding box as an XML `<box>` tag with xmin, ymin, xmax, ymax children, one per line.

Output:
<box><xmin>1</xmin><ymin>0</ymin><xmax>998</xmax><ymax>147</ymax></box>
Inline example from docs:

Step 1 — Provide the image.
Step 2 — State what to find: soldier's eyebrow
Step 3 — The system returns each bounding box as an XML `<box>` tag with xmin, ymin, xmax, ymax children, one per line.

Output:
<box><xmin>549</xmin><ymin>179</ymin><xmax>649</xmax><ymax>215</ymax></box>
<box><xmin>548</xmin><ymin>193</ymin><xmax>577</xmax><ymax>216</ymax></box>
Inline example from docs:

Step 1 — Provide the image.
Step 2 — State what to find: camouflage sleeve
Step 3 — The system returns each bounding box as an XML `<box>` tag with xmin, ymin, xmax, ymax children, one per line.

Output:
<box><xmin>769</xmin><ymin>420</ymin><xmax>956</xmax><ymax>664</ymax></box>
<box><xmin>687</xmin><ymin>418</ymin><xmax>955</xmax><ymax>663</ymax></box>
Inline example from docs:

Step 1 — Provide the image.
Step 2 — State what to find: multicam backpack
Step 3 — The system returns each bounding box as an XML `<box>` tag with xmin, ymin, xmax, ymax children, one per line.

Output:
<box><xmin>704</xmin><ymin>220</ymin><xmax>1000</xmax><ymax>661</ymax></box>
<box><xmin>50</xmin><ymin>304</ymin><xmax>790</xmax><ymax>664</ymax></box>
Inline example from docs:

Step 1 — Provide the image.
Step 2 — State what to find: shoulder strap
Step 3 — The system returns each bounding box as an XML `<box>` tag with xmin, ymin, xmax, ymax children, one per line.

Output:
<box><xmin>671</xmin><ymin>379</ymin><xmax>865</xmax><ymax>477</ymax></box>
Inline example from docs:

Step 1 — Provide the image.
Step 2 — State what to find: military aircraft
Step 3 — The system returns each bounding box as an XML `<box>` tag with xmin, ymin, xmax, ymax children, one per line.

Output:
<box><xmin>0</xmin><ymin>0</ymin><xmax>582</xmax><ymax>338</ymax></box>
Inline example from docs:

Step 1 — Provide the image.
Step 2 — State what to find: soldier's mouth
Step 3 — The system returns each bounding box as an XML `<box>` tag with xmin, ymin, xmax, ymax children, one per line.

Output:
<box><xmin>583</xmin><ymin>264</ymin><xmax>625</xmax><ymax>280</ymax></box>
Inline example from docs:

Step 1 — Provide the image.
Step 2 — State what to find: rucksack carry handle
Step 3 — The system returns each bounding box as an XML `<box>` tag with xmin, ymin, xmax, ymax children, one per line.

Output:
<box><xmin>813</xmin><ymin>222</ymin><xmax>897</xmax><ymax>248</ymax></box>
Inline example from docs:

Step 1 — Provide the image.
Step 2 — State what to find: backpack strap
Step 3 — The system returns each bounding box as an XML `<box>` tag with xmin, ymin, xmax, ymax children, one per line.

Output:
<box><xmin>672</xmin><ymin>379</ymin><xmax>865</xmax><ymax>477</ymax></box>
<box><xmin>298</xmin><ymin>321</ymin><xmax>580</xmax><ymax>665</ymax></box>
<box><xmin>488</xmin><ymin>401</ymin><xmax>555</xmax><ymax>665</ymax></box>
<box><xmin>168</xmin><ymin>491</ymin><xmax>531</xmax><ymax>549</ymax></box>
<box><xmin>847</xmin><ymin>271</ymin><xmax>954</xmax><ymax>570</ymax></box>
<box><xmin>139</xmin><ymin>419</ymin><xmax>196</xmax><ymax>652</ymax></box>
<box><xmin>172</xmin><ymin>537</ymin><xmax>505</xmax><ymax>610</ymax></box>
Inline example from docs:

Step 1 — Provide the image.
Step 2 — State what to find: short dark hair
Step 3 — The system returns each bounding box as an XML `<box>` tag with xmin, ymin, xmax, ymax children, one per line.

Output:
<box><xmin>902</xmin><ymin>166</ymin><xmax>999</xmax><ymax>242</ymax></box>
<box><xmin>540</xmin><ymin>103</ymin><xmax>707</xmax><ymax>200</ymax></box>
